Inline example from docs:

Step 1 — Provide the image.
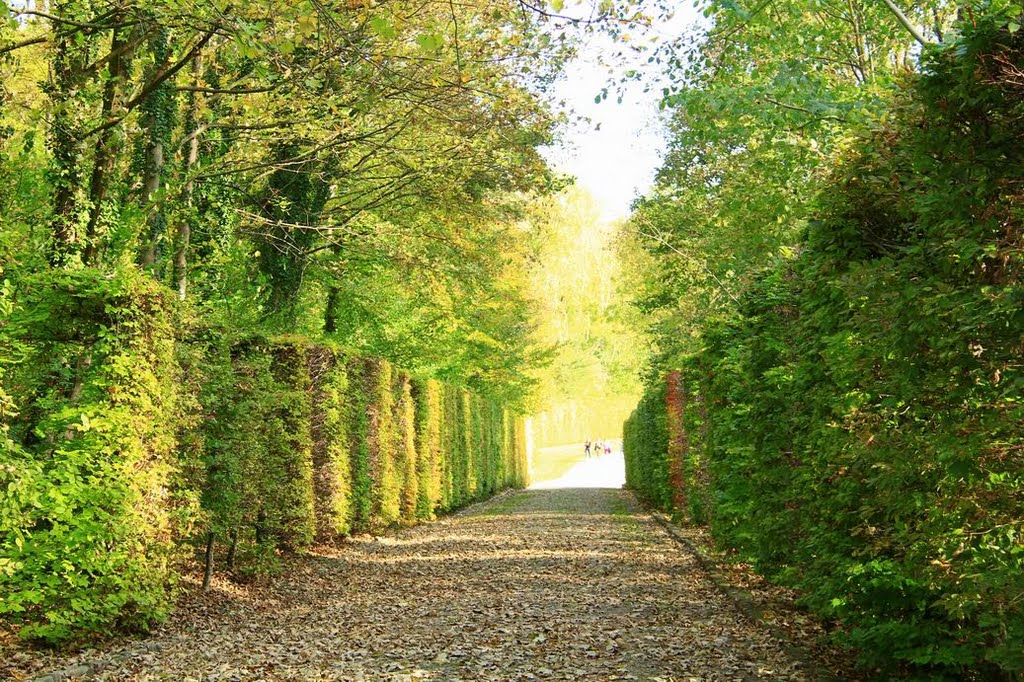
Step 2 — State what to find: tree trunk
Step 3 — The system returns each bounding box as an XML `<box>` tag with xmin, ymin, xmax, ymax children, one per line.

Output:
<box><xmin>324</xmin><ymin>286</ymin><xmax>340</xmax><ymax>333</ymax></box>
<box><xmin>140</xmin><ymin>137</ymin><xmax>164</xmax><ymax>267</ymax></box>
<box><xmin>82</xmin><ymin>19</ymin><xmax>133</xmax><ymax>266</ymax></box>
<box><xmin>226</xmin><ymin>529</ymin><xmax>238</xmax><ymax>569</ymax></box>
<box><xmin>255</xmin><ymin>509</ymin><xmax>268</xmax><ymax>545</ymax></box>
<box><xmin>47</xmin><ymin>3</ymin><xmax>90</xmax><ymax>267</ymax></box>
<box><xmin>173</xmin><ymin>52</ymin><xmax>202</xmax><ymax>300</ymax></box>
<box><xmin>202</xmin><ymin>531</ymin><xmax>215</xmax><ymax>591</ymax></box>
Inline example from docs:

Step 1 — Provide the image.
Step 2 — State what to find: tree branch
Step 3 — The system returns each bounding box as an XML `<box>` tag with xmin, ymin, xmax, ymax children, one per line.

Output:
<box><xmin>880</xmin><ymin>0</ymin><xmax>928</xmax><ymax>46</ymax></box>
<box><xmin>80</xmin><ymin>28</ymin><xmax>218</xmax><ymax>140</ymax></box>
<box><xmin>0</xmin><ymin>34</ymin><xmax>46</xmax><ymax>56</ymax></box>
<box><xmin>173</xmin><ymin>85</ymin><xmax>275</xmax><ymax>94</ymax></box>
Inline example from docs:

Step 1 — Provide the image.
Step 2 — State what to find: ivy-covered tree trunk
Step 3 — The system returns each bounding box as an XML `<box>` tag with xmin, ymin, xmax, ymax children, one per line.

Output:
<box><xmin>140</xmin><ymin>28</ymin><xmax>172</xmax><ymax>269</ymax></box>
<box><xmin>174</xmin><ymin>52</ymin><xmax>202</xmax><ymax>300</ymax></box>
<box><xmin>82</xmin><ymin>18</ymin><xmax>134</xmax><ymax>266</ymax></box>
<box><xmin>324</xmin><ymin>285</ymin><xmax>340</xmax><ymax>333</ymax></box>
<box><xmin>47</xmin><ymin>3</ymin><xmax>92</xmax><ymax>267</ymax></box>
<box><xmin>256</xmin><ymin>141</ymin><xmax>331</xmax><ymax>320</ymax></box>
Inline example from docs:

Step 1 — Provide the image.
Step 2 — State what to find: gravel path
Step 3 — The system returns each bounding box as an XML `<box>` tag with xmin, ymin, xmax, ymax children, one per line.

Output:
<box><xmin>15</xmin><ymin>486</ymin><xmax>813</xmax><ymax>682</ymax></box>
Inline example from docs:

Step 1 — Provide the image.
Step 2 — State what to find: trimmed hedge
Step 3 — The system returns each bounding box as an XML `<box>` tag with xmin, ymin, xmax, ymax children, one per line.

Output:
<box><xmin>0</xmin><ymin>274</ymin><xmax>529</xmax><ymax>643</ymax></box>
<box><xmin>624</xmin><ymin>26</ymin><xmax>1024</xmax><ymax>678</ymax></box>
<box><xmin>413</xmin><ymin>379</ymin><xmax>443</xmax><ymax>519</ymax></box>
<box><xmin>623</xmin><ymin>380</ymin><xmax>669</xmax><ymax>512</ymax></box>
<box><xmin>0</xmin><ymin>270</ymin><xmax>191</xmax><ymax>643</ymax></box>
<box><xmin>199</xmin><ymin>345</ymin><xmax>527</xmax><ymax>538</ymax></box>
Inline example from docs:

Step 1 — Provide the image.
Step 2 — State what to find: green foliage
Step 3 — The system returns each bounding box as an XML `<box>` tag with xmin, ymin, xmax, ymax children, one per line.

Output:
<box><xmin>310</xmin><ymin>347</ymin><xmax>353</xmax><ymax>539</ymax></box>
<box><xmin>628</xmin><ymin>0</ymin><xmax>963</xmax><ymax>373</ymax></box>
<box><xmin>526</xmin><ymin>188</ymin><xmax>649</xmax><ymax>447</ymax></box>
<box><xmin>1</xmin><ymin>0</ymin><xmax>551</xmax><ymax>648</ymax></box>
<box><xmin>413</xmin><ymin>378</ymin><xmax>443</xmax><ymax>519</ymax></box>
<box><xmin>0</xmin><ymin>269</ymin><xmax>189</xmax><ymax>644</ymax></box>
<box><xmin>625</xmin><ymin>21</ymin><xmax>1024</xmax><ymax>678</ymax></box>
<box><xmin>1</xmin><ymin>0</ymin><xmax>567</xmax><ymax>406</ymax></box>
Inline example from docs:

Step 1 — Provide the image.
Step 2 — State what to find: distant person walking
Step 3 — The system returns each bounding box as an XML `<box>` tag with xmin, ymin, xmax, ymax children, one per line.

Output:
<box><xmin>584</xmin><ymin>440</ymin><xmax>591</xmax><ymax>457</ymax></box>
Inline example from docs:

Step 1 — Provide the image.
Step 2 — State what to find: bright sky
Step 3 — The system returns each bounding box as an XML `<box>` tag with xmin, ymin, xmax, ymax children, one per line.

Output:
<box><xmin>542</xmin><ymin>64</ymin><xmax>666</xmax><ymax>222</ymax></box>
<box><xmin>541</xmin><ymin>6</ymin><xmax>699</xmax><ymax>222</ymax></box>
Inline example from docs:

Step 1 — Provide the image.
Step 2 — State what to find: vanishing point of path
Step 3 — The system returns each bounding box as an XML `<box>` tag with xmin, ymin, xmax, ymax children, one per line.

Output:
<box><xmin>27</xmin><ymin>483</ymin><xmax>814</xmax><ymax>681</ymax></box>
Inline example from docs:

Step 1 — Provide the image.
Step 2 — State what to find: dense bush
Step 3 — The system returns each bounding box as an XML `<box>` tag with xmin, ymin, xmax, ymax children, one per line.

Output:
<box><xmin>309</xmin><ymin>347</ymin><xmax>353</xmax><ymax>540</ymax></box>
<box><xmin>0</xmin><ymin>281</ymin><xmax>529</xmax><ymax>643</ymax></box>
<box><xmin>365</xmin><ymin>357</ymin><xmax>401</xmax><ymax>527</ymax></box>
<box><xmin>625</xmin><ymin>24</ymin><xmax>1024</xmax><ymax>678</ymax></box>
<box><xmin>0</xmin><ymin>270</ymin><xmax>190</xmax><ymax>643</ymax></box>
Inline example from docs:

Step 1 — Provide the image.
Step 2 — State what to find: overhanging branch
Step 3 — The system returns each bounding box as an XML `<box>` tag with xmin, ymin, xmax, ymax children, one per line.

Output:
<box><xmin>880</xmin><ymin>0</ymin><xmax>928</xmax><ymax>46</ymax></box>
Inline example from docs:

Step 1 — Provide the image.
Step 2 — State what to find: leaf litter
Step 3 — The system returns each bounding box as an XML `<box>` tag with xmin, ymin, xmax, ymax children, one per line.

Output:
<box><xmin>4</xmin><ymin>488</ymin><xmax>852</xmax><ymax>681</ymax></box>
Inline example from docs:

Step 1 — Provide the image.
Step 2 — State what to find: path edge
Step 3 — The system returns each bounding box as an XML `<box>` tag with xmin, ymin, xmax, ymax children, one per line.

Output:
<box><xmin>646</xmin><ymin>510</ymin><xmax>844</xmax><ymax>682</ymax></box>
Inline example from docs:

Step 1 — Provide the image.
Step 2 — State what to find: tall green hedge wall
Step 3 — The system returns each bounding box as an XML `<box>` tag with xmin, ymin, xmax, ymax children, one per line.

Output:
<box><xmin>0</xmin><ymin>270</ymin><xmax>190</xmax><ymax>643</ymax></box>
<box><xmin>624</xmin><ymin>28</ymin><xmax>1024</xmax><ymax>679</ymax></box>
<box><xmin>0</xmin><ymin>271</ymin><xmax>528</xmax><ymax>643</ymax></box>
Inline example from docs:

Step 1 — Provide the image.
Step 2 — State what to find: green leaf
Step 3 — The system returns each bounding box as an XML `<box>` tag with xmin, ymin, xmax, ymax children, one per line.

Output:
<box><xmin>296</xmin><ymin>14</ymin><xmax>317</xmax><ymax>37</ymax></box>
<box><xmin>415</xmin><ymin>33</ymin><xmax>444</xmax><ymax>52</ymax></box>
<box><xmin>369</xmin><ymin>16</ymin><xmax>397</xmax><ymax>39</ymax></box>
